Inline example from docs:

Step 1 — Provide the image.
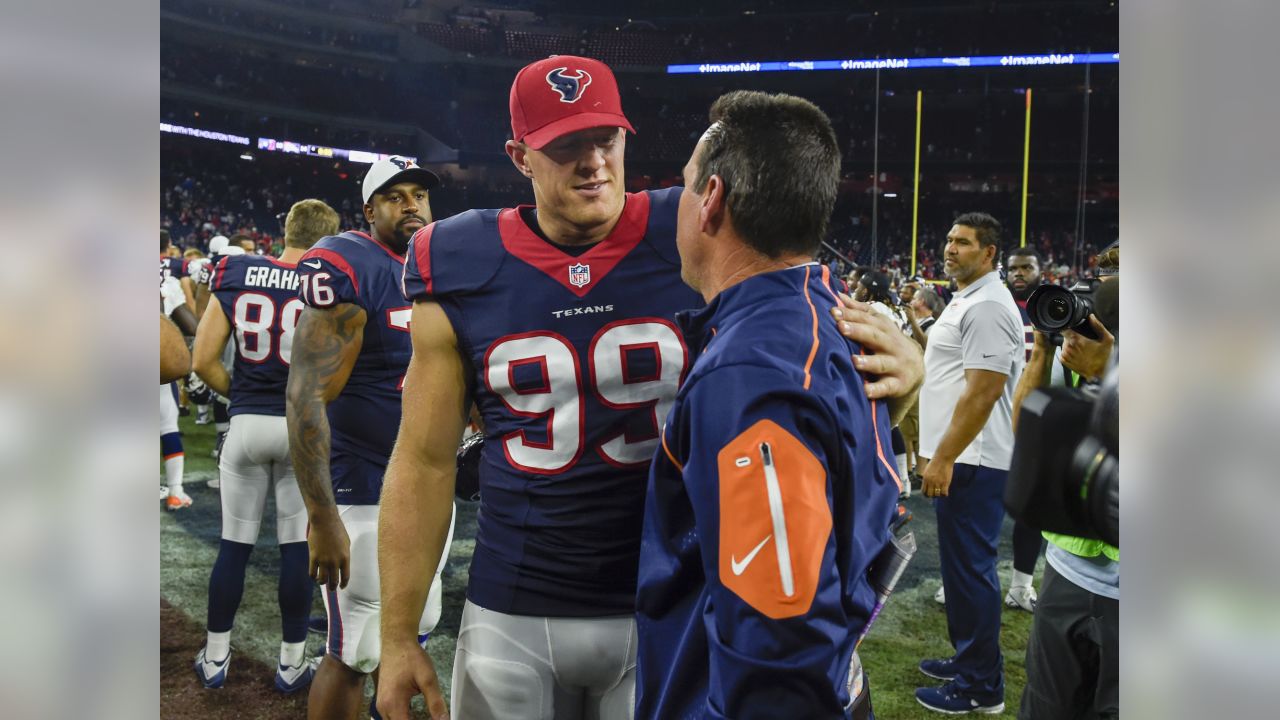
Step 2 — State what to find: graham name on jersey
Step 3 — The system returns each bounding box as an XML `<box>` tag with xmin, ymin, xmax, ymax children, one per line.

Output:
<box><xmin>551</xmin><ymin>304</ymin><xmax>614</xmax><ymax>319</ymax></box>
<box><xmin>243</xmin><ymin>265</ymin><xmax>301</xmax><ymax>291</ymax></box>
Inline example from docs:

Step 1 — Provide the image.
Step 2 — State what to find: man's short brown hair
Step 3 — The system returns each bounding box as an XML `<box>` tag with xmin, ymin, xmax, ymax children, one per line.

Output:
<box><xmin>691</xmin><ymin>91</ymin><xmax>841</xmax><ymax>259</ymax></box>
<box><xmin>284</xmin><ymin>199</ymin><xmax>341</xmax><ymax>250</ymax></box>
<box><xmin>953</xmin><ymin>212</ymin><xmax>1002</xmax><ymax>268</ymax></box>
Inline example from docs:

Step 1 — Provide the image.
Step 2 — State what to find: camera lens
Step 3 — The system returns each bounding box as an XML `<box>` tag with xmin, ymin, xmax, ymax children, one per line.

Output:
<box><xmin>1026</xmin><ymin>284</ymin><xmax>1087</xmax><ymax>334</ymax></box>
<box><xmin>1046</xmin><ymin>297</ymin><xmax>1070</xmax><ymax>323</ymax></box>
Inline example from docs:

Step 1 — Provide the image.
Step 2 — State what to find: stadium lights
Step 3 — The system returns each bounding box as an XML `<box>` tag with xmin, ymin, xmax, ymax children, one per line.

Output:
<box><xmin>884</xmin><ymin>193</ymin><xmax>898</xmax><ymax>198</ymax></box>
<box><xmin>239</xmin><ymin>153</ymin><xmax>254</xmax><ymax>161</ymax></box>
<box><xmin>668</xmin><ymin>51</ymin><xmax>1118</xmax><ymax>75</ymax></box>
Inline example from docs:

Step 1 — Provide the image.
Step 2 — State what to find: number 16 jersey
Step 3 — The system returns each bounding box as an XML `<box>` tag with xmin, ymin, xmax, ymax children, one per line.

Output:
<box><xmin>403</xmin><ymin>188</ymin><xmax>703</xmax><ymax>617</ymax></box>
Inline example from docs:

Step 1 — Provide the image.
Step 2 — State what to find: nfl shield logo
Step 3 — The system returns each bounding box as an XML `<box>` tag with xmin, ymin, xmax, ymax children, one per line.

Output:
<box><xmin>568</xmin><ymin>263</ymin><xmax>591</xmax><ymax>288</ymax></box>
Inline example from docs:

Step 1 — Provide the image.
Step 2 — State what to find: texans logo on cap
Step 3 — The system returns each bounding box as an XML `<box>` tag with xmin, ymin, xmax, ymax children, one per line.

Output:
<box><xmin>390</xmin><ymin>156</ymin><xmax>416</xmax><ymax>170</ymax></box>
<box><xmin>546</xmin><ymin>67</ymin><xmax>592</xmax><ymax>104</ymax></box>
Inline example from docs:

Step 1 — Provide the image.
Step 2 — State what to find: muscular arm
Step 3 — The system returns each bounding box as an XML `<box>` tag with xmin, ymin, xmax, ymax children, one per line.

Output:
<box><xmin>1011</xmin><ymin>331</ymin><xmax>1055</xmax><ymax>431</ymax></box>
<box><xmin>285</xmin><ymin>303</ymin><xmax>366</xmax><ymax>589</ymax></box>
<box><xmin>162</xmin><ymin>276</ymin><xmax>199</xmax><ymax>335</ymax></box>
<box><xmin>192</xmin><ymin>299</ymin><xmax>233</xmax><ymax>397</ymax></box>
<box><xmin>180</xmin><ymin>276</ymin><xmax>197</xmax><ymax>312</ymax></box>
<box><xmin>377</xmin><ymin>301</ymin><xmax>469</xmax><ymax>720</ymax></box>
<box><xmin>380</xmin><ymin>301</ymin><xmax>469</xmax><ymax>645</ymax></box>
<box><xmin>160</xmin><ymin>315</ymin><xmax>191</xmax><ymax>384</ymax></box>
<box><xmin>169</xmin><ymin>304</ymin><xmax>199</xmax><ymax>336</ymax></box>
<box><xmin>194</xmin><ymin>280</ymin><xmax>212</xmax><ymax>319</ymax></box>
<box><xmin>931</xmin><ymin>369</ymin><xmax>1009</xmax><ymax>462</ymax></box>
<box><xmin>920</xmin><ymin>368</ymin><xmax>1008</xmax><ymax>497</ymax></box>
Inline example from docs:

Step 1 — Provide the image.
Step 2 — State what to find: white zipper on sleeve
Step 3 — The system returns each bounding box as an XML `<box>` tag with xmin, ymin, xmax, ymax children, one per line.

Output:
<box><xmin>759</xmin><ymin>442</ymin><xmax>795</xmax><ymax>597</ymax></box>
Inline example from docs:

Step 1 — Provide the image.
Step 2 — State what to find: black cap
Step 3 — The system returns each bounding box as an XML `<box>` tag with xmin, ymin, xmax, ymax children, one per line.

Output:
<box><xmin>859</xmin><ymin>270</ymin><xmax>890</xmax><ymax>298</ymax></box>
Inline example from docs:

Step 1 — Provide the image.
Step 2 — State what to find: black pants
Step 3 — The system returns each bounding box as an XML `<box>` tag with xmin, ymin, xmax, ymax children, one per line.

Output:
<box><xmin>1018</xmin><ymin>562</ymin><xmax>1119</xmax><ymax>720</ymax></box>
<box><xmin>1012</xmin><ymin>519</ymin><xmax>1044</xmax><ymax>575</ymax></box>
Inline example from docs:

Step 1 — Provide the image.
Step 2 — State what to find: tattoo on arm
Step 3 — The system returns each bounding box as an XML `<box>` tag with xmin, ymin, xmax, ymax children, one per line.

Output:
<box><xmin>286</xmin><ymin>304</ymin><xmax>366</xmax><ymax>515</ymax></box>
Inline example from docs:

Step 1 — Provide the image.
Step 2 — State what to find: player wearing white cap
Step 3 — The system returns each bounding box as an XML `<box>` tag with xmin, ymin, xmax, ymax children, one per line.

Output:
<box><xmin>287</xmin><ymin>156</ymin><xmax>457</xmax><ymax>720</ymax></box>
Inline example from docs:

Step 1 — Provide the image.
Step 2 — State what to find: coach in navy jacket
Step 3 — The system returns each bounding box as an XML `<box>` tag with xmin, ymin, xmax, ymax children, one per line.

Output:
<box><xmin>636</xmin><ymin>91</ymin><xmax>901</xmax><ymax>719</ymax></box>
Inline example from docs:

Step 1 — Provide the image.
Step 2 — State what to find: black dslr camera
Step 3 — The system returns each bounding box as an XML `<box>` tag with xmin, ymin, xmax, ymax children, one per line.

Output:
<box><xmin>1005</xmin><ymin>359</ymin><xmax>1118</xmax><ymax>547</ymax></box>
<box><xmin>1025</xmin><ymin>278</ymin><xmax>1102</xmax><ymax>340</ymax></box>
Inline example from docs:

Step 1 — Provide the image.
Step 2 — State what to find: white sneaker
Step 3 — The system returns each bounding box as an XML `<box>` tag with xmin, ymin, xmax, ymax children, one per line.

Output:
<box><xmin>275</xmin><ymin>656</ymin><xmax>321</xmax><ymax>694</ymax></box>
<box><xmin>166</xmin><ymin>490</ymin><xmax>193</xmax><ymax>511</ymax></box>
<box><xmin>934</xmin><ymin>584</ymin><xmax>946</xmax><ymax>605</ymax></box>
<box><xmin>206</xmin><ymin>475</ymin><xmax>220</xmax><ymax>489</ymax></box>
<box><xmin>160</xmin><ymin>485</ymin><xmax>170</xmax><ymax>501</ymax></box>
<box><xmin>1005</xmin><ymin>585</ymin><xmax>1037</xmax><ymax>612</ymax></box>
<box><xmin>194</xmin><ymin>647</ymin><xmax>230</xmax><ymax>688</ymax></box>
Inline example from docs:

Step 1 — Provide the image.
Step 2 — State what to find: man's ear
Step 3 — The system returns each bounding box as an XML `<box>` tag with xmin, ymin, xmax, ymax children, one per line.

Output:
<box><xmin>505</xmin><ymin>140</ymin><xmax>534</xmax><ymax>179</ymax></box>
<box><xmin>700</xmin><ymin>174</ymin><xmax>728</xmax><ymax>236</ymax></box>
<box><xmin>363</xmin><ymin>202</ymin><xmax>375</xmax><ymax>224</ymax></box>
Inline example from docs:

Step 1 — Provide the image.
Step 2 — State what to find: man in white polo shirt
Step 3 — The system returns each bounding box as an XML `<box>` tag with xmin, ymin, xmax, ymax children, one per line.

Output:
<box><xmin>914</xmin><ymin>212</ymin><xmax>1024</xmax><ymax>715</ymax></box>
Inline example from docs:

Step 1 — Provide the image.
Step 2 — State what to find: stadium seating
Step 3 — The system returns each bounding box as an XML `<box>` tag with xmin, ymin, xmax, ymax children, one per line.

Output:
<box><xmin>161</xmin><ymin>0</ymin><xmax>1116</xmax><ymax>281</ymax></box>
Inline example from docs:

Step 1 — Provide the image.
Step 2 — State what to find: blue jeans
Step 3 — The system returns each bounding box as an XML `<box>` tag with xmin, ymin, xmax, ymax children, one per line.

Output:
<box><xmin>934</xmin><ymin>462</ymin><xmax>1006</xmax><ymax>698</ymax></box>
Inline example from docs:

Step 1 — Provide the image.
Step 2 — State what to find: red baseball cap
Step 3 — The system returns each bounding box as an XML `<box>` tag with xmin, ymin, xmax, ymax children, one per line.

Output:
<box><xmin>509</xmin><ymin>55</ymin><xmax>635</xmax><ymax>150</ymax></box>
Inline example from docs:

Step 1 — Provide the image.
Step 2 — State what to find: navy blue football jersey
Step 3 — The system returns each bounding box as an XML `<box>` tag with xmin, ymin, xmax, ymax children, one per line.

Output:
<box><xmin>1015</xmin><ymin>298</ymin><xmax>1034</xmax><ymax>362</ymax></box>
<box><xmin>211</xmin><ymin>254</ymin><xmax>305</xmax><ymax>417</ymax></box>
<box><xmin>403</xmin><ymin>188</ymin><xmax>704</xmax><ymax>617</ymax></box>
<box><xmin>160</xmin><ymin>255</ymin><xmax>187</xmax><ymax>286</ymax></box>
<box><xmin>297</xmin><ymin>231</ymin><xmax>413</xmax><ymax>506</ymax></box>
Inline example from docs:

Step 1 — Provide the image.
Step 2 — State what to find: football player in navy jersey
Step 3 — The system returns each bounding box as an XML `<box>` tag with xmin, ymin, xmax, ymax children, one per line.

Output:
<box><xmin>189</xmin><ymin>199</ymin><xmax>340</xmax><ymax>692</ymax></box>
<box><xmin>1006</xmin><ymin>246</ymin><xmax>1043</xmax><ymax>361</ymax></box>
<box><xmin>376</xmin><ymin>57</ymin><xmax>923</xmax><ymax>720</ymax></box>
<box><xmin>285</xmin><ymin>157</ymin><xmax>455</xmax><ymax>720</ymax></box>
<box><xmin>161</xmin><ymin>229</ymin><xmax>195</xmax><ymax>312</ymax></box>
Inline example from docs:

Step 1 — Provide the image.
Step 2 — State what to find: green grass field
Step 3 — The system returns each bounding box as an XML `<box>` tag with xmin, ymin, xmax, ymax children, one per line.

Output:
<box><xmin>161</xmin><ymin>414</ymin><xmax>1040</xmax><ymax>718</ymax></box>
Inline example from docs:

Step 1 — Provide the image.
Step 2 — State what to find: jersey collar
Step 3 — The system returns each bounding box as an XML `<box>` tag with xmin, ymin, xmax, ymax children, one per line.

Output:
<box><xmin>350</xmin><ymin>230</ymin><xmax>406</xmax><ymax>264</ymax></box>
<box><xmin>497</xmin><ymin>192</ymin><xmax>650</xmax><ymax>298</ymax></box>
<box><xmin>677</xmin><ymin>264</ymin><xmax>828</xmax><ymax>355</ymax></box>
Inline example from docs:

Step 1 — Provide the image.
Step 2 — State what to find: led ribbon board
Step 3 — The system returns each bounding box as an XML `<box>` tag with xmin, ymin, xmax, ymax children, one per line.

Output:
<box><xmin>255</xmin><ymin>138</ymin><xmax>414</xmax><ymax>165</ymax></box>
<box><xmin>667</xmin><ymin>52</ymin><xmax>1118</xmax><ymax>74</ymax></box>
<box><xmin>161</xmin><ymin>124</ymin><xmax>413</xmax><ymax>164</ymax></box>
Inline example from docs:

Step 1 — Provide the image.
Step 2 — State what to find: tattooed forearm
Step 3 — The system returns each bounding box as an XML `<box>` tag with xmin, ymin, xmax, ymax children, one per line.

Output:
<box><xmin>286</xmin><ymin>303</ymin><xmax>367</xmax><ymax>516</ymax></box>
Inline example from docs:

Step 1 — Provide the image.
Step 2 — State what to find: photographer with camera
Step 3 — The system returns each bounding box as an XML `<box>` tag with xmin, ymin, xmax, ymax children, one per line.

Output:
<box><xmin>1009</xmin><ymin>244</ymin><xmax>1119</xmax><ymax>720</ymax></box>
